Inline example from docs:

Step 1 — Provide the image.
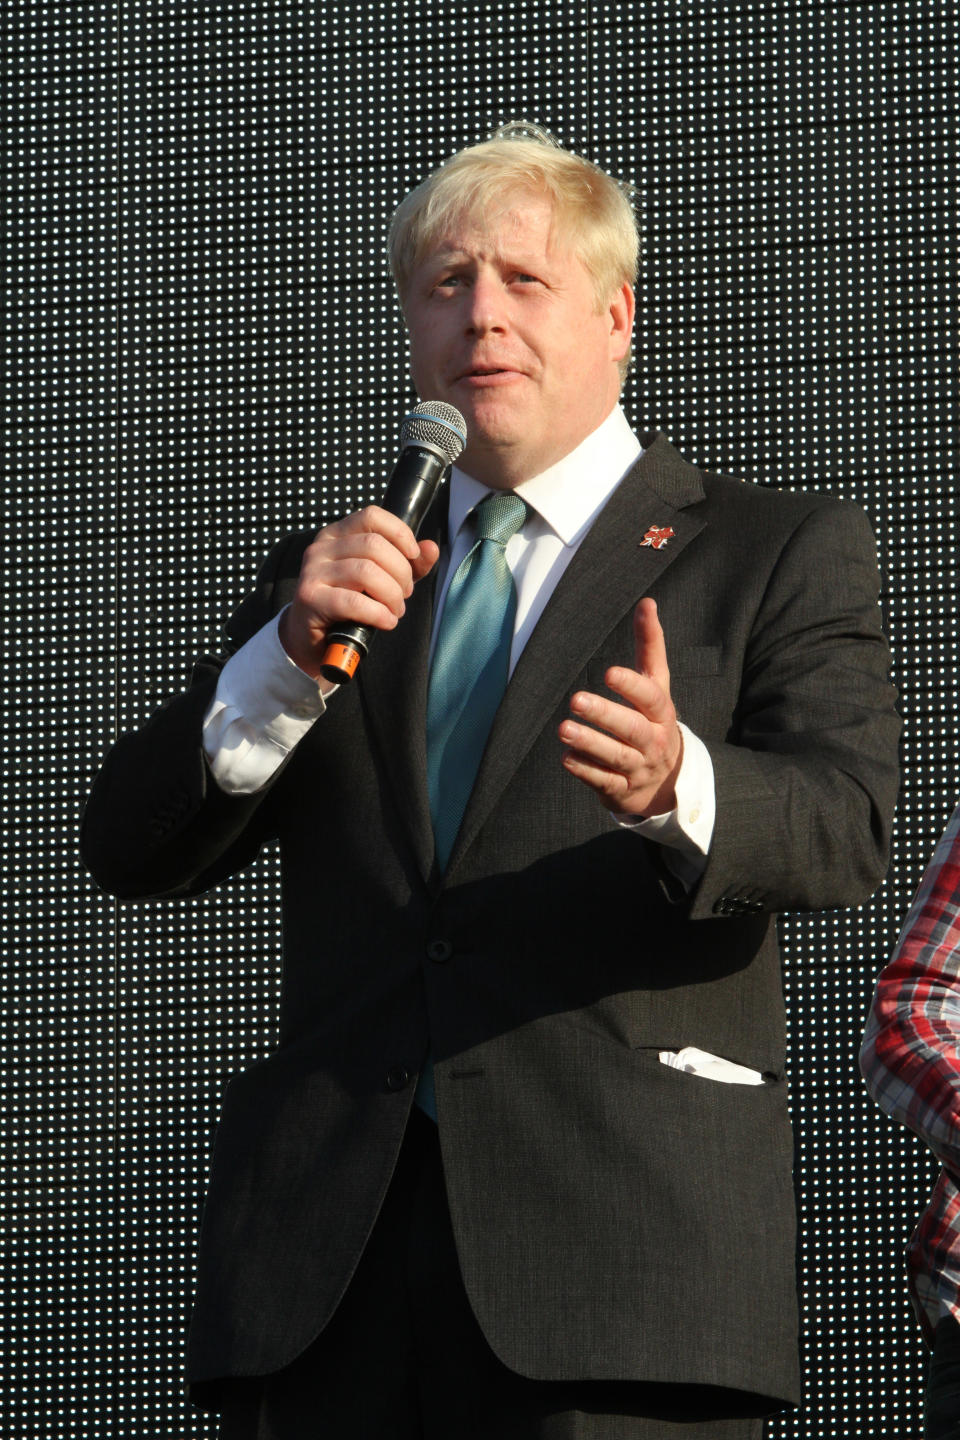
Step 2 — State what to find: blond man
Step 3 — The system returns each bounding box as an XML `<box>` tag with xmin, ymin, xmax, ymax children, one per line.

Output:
<box><xmin>84</xmin><ymin>124</ymin><xmax>899</xmax><ymax>1438</ymax></box>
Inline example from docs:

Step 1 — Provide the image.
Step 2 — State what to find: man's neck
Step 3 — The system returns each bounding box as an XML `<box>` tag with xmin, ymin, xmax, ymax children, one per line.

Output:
<box><xmin>447</xmin><ymin>406</ymin><xmax>642</xmax><ymax>548</ymax></box>
<box><xmin>457</xmin><ymin>403</ymin><xmax>624</xmax><ymax>491</ymax></box>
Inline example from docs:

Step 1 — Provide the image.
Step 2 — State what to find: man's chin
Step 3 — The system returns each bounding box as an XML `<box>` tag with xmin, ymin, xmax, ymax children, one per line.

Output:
<box><xmin>457</xmin><ymin>399</ymin><xmax>527</xmax><ymax>449</ymax></box>
<box><xmin>457</xmin><ymin>432</ymin><xmax>538</xmax><ymax>489</ymax></box>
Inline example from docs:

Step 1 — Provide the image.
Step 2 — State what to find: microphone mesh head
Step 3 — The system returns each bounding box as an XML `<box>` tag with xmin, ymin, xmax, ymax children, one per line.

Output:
<box><xmin>400</xmin><ymin>401</ymin><xmax>467</xmax><ymax>464</ymax></box>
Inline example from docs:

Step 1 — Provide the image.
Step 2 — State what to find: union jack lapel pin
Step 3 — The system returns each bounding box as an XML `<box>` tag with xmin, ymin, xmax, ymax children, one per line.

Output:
<box><xmin>640</xmin><ymin>525</ymin><xmax>675</xmax><ymax>550</ymax></box>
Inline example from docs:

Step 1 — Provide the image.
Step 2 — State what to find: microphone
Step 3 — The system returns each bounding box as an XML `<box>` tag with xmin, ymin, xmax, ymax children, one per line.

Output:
<box><xmin>319</xmin><ymin>401</ymin><xmax>467</xmax><ymax>684</ymax></box>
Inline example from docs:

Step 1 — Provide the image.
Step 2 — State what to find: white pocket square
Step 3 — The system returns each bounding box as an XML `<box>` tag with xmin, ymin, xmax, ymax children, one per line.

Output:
<box><xmin>658</xmin><ymin>1046</ymin><xmax>766</xmax><ymax>1086</ymax></box>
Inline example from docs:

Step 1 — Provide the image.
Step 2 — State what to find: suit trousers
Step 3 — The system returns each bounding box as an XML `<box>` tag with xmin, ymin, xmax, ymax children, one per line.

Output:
<box><xmin>215</xmin><ymin>1108</ymin><xmax>766</xmax><ymax>1440</ymax></box>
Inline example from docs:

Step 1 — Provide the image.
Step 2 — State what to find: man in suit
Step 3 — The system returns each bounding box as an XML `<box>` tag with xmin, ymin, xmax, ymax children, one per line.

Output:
<box><xmin>82</xmin><ymin>124</ymin><xmax>900</xmax><ymax>1437</ymax></box>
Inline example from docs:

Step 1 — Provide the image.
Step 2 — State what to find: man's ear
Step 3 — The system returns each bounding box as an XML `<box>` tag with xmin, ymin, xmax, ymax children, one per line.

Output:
<box><xmin>608</xmin><ymin>282</ymin><xmax>636</xmax><ymax>364</ymax></box>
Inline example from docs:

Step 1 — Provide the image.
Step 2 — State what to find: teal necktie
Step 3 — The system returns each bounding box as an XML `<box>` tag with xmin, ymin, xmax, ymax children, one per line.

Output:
<box><xmin>427</xmin><ymin>491</ymin><xmax>529</xmax><ymax>872</ymax></box>
<box><xmin>416</xmin><ymin>492</ymin><xmax>527</xmax><ymax>1121</ymax></box>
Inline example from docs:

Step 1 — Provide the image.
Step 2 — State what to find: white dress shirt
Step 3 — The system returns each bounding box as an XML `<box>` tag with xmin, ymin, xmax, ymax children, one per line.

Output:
<box><xmin>202</xmin><ymin>405</ymin><xmax>715</xmax><ymax>875</ymax></box>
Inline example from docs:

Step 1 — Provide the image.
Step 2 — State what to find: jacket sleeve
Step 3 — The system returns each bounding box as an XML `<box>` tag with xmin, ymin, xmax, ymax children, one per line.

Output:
<box><xmin>860</xmin><ymin>805</ymin><xmax>960</xmax><ymax>1171</ymax></box>
<box><xmin>685</xmin><ymin>498</ymin><xmax>900</xmax><ymax>921</ymax></box>
<box><xmin>80</xmin><ymin>531</ymin><xmax>312</xmax><ymax>900</ymax></box>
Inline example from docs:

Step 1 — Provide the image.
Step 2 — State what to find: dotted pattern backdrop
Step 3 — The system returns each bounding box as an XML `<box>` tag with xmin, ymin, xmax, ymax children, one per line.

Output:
<box><xmin>6</xmin><ymin>3</ymin><xmax>957</xmax><ymax>1437</ymax></box>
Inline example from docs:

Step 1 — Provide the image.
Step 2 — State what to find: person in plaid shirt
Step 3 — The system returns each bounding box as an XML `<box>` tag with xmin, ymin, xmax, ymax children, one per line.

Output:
<box><xmin>861</xmin><ymin>804</ymin><xmax>960</xmax><ymax>1438</ymax></box>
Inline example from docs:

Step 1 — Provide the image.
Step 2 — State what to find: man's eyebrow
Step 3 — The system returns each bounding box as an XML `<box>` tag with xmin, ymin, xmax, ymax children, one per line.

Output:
<box><xmin>427</xmin><ymin>247</ymin><xmax>542</xmax><ymax>269</ymax></box>
<box><xmin>423</xmin><ymin>246</ymin><xmax>471</xmax><ymax>265</ymax></box>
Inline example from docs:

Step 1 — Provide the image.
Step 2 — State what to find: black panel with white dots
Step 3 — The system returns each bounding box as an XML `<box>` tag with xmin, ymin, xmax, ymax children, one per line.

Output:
<box><xmin>6</xmin><ymin>2</ymin><xmax>958</xmax><ymax>1436</ymax></box>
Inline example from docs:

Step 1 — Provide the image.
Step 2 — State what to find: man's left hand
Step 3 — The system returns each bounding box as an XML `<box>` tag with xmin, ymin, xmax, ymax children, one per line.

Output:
<box><xmin>558</xmin><ymin>598</ymin><xmax>683</xmax><ymax>818</ymax></box>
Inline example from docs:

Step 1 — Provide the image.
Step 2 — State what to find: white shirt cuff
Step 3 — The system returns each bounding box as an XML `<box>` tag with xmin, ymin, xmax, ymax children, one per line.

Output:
<box><xmin>616</xmin><ymin>723</ymin><xmax>716</xmax><ymax>887</ymax></box>
<box><xmin>203</xmin><ymin>610</ymin><xmax>331</xmax><ymax>795</ymax></box>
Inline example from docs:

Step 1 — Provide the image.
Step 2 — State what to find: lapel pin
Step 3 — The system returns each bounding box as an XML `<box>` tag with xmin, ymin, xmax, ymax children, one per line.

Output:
<box><xmin>640</xmin><ymin>525</ymin><xmax>675</xmax><ymax>550</ymax></box>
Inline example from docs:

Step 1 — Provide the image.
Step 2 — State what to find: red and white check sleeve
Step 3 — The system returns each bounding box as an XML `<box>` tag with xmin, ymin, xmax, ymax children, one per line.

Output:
<box><xmin>861</xmin><ymin>803</ymin><xmax>960</xmax><ymax>1341</ymax></box>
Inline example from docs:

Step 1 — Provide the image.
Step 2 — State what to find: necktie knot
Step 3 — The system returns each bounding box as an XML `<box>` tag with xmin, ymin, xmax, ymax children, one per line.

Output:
<box><xmin>473</xmin><ymin>492</ymin><xmax>528</xmax><ymax>548</ymax></box>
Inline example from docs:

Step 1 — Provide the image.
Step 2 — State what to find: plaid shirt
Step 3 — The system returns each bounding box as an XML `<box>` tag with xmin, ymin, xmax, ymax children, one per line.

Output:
<box><xmin>861</xmin><ymin>803</ymin><xmax>960</xmax><ymax>1343</ymax></box>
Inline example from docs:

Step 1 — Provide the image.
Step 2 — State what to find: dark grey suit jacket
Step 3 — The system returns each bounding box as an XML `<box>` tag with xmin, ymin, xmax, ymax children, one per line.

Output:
<box><xmin>82</xmin><ymin>434</ymin><xmax>900</xmax><ymax>1413</ymax></box>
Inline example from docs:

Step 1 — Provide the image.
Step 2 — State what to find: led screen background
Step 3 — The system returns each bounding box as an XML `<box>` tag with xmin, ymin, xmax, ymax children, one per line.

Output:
<box><xmin>6</xmin><ymin>3</ymin><xmax>957</xmax><ymax>1436</ymax></box>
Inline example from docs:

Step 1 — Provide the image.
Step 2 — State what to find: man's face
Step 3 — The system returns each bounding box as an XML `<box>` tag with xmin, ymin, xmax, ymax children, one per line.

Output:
<box><xmin>403</xmin><ymin>195</ymin><xmax>634</xmax><ymax>489</ymax></box>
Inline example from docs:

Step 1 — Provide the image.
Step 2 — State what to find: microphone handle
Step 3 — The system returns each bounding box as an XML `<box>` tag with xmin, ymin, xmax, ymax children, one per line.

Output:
<box><xmin>319</xmin><ymin>446</ymin><xmax>449</xmax><ymax>684</ymax></box>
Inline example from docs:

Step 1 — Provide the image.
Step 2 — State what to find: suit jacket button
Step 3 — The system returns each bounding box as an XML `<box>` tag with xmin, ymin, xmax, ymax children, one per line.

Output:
<box><xmin>385</xmin><ymin>1065</ymin><xmax>411</xmax><ymax>1092</ymax></box>
<box><xmin>426</xmin><ymin>939</ymin><xmax>453</xmax><ymax>963</ymax></box>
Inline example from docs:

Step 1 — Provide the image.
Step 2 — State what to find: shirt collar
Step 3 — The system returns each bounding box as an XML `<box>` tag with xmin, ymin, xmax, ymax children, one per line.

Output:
<box><xmin>447</xmin><ymin>404</ymin><xmax>643</xmax><ymax>548</ymax></box>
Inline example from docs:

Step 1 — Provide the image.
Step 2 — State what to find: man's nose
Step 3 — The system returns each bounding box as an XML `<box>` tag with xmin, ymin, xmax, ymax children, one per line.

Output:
<box><xmin>465</xmin><ymin>274</ymin><xmax>506</xmax><ymax>334</ymax></box>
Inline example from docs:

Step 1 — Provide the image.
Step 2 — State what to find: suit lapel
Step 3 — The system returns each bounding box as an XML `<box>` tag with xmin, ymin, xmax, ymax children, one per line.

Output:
<box><xmin>443</xmin><ymin>434</ymin><xmax>707</xmax><ymax>876</ymax></box>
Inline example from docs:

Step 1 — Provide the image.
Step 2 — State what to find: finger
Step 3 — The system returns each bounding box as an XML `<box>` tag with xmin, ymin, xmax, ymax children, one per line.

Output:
<box><xmin>601</xmin><ymin>667</ymin><xmax>675</xmax><ymax>728</ymax></box>
<box><xmin>571</xmin><ymin>680</ymin><xmax>666</xmax><ymax>736</ymax></box>
<box><xmin>306</xmin><ymin>529</ymin><xmax>417</xmax><ymax>602</ymax></box>
<box><xmin>558</xmin><ymin>744</ymin><xmax>631</xmax><ymax>802</ymax></box>
<box><xmin>568</xmin><ymin>689</ymin><xmax>647</xmax><ymax>746</ymax></box>
<box><xmin>411</xmin><ymin>538</ymin><xmax>440</xmax><ymax>581</ymax></box>
<box><xmin>559</xmin><ymin>718</ymin><xmax>682</xmax><ymax>818</ymax></box>
<box><xmin>633</xmin><ymin>597</ymin><xmax>671</xmax><ymax>689</ymax></box>
<box><xmin>306</xmin><ymin>555</ymin><xmax>412</xmax><ymax>617</ymax></box>
<box><xmin>333</xmin><ymin>505</ymin><xmax>423</xmax><ymax>562</ymax></box>
<box><xmin>305</xmin><ymin>583</ymin><xmax>405</xmax><ymax>634</ymax></box>
<box><xmin>558</xmin><ymin>717</ymin><xmax>644</xmax><ymax>778</ymax></box>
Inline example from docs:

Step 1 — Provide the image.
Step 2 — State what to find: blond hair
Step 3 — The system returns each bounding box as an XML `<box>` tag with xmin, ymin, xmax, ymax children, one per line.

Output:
<box><xmin>389</xmin><ymin>122</ymin><xmax>639</xmax><ymax>317</ymax></box>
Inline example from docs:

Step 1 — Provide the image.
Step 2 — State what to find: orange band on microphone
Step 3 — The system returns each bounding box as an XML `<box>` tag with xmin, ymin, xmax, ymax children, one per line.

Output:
<box><xmin>320</xmin><ymin>642</ymin><xmax>361</xmax><ymax>681</ymax></box>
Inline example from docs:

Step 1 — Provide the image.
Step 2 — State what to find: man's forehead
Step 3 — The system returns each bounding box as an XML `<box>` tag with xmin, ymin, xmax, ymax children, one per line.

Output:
<box><xmin>417</xmin><ymin>195</ymin><xmax>568</xmax><ymax>266</ymax></box>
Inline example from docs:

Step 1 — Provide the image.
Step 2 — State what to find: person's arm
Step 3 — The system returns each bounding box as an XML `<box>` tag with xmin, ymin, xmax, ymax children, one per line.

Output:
<box><xmin>560</xmin><ymin>497</ymin><xmax>900</xmax><ymax>918</ymax></box>
<box><xmin>860</xmin><ymin>806</ymin><xmax>960</xmax><ymax>1171</ymax></box>
<box><xmin>80</xmin><ymin>532</ymin><xmax>311</xmax><ymax>900</ymax></box>
<box><xmin>81</xmin><ymin>508</ymin><xmax>438</xmax><ymax>899</ymax></box>
<box><xmin>689</xmin><ymin>500</ymin><xmax>899</xmax><ymax>919</ymax></box>
<box><xmin>201</xmin><ymin>612</ymin><xmax>328</xmax><ymax>797</ymax></box>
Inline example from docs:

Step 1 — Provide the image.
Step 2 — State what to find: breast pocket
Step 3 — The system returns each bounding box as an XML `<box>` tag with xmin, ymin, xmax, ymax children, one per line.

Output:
<box><xmin>668</xmin><ymin>646</ymin><xmax>738</xmax><ymax>736</ymax></box>
<box><xmin>669</xmin><ymin>644</ymin><xmax>722</xmax><ymax>677</ymax></box>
